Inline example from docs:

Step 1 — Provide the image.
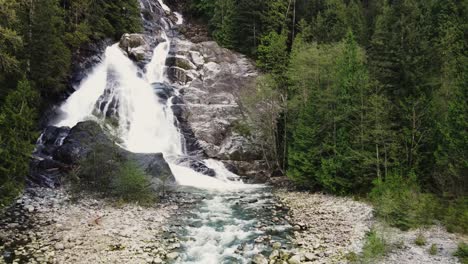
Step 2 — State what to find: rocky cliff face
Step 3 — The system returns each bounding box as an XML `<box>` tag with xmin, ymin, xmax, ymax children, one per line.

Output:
<box><xmin>167</xmin><ymin>38</ymin><xmax>263</xmax><ymax>164</ymax></box>
<box><xmin>30</xmin><ymin>0</ymin><xmax>267</xmax><ymax>187</ymax></box>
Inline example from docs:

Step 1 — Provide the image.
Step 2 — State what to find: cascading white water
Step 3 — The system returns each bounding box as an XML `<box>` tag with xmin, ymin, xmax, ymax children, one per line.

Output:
<box><xmin>53</xmin><ymin>2</ymin><xmax>247</xmax><ymax>190</ymax></box>
<box><xmin>147</xmin><ymin>32</ymin><xmax>170</xmax><ymax>84</ymax></box>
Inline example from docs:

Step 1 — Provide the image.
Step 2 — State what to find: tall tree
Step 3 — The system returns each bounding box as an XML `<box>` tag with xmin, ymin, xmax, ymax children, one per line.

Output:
<box><xmin>27</xmin><ymin>0</ymin><xmax>71</xmax><ymax>100</ymax></box>
<box><xmin>0</xmin><ymin>79</ymin><xmax>39</xmax><ymax>201</ymax></box>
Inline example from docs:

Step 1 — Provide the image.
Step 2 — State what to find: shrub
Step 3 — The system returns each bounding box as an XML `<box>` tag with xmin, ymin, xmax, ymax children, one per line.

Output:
<box><xmin>70</xmin><ymin>142</ymin><xmax>123</xmax><ymax>195</ymax></box>
<box><xmin>443</xmin><ymin>197</ymin><xmax>468</xmax><ymax>234</ymax></box>
<box><xmin>370</xmin><ymin>173</ymin><xmax>419</xmax><ymax>230</ymax></box>
<box><xmin>361</xmin><ymin>230</ymin><xmax>388</xmax><ymax>262</ymax></box>
<box><xmin>414</xmin><ymin>233</ymin><xmax>426</xmax><ymax>246</ymax></box>
<box><xmin>370</xmin><ymin>172</ymin><xmax>442</xmax><ymax>231</ymax></box>
<box><xmin>454</xmin><ymin>242</ymin><xmax>468</xmax><ymax>264</ymax></box>
<box><xmin>429</xmin><ymin>244</ymin><xmax>438</xmax><ymax>255</ymax></box>
<box><xmin>111</xmin><ymin>161</ymin><xmax>155</xmax><ymax>204</ymax></box>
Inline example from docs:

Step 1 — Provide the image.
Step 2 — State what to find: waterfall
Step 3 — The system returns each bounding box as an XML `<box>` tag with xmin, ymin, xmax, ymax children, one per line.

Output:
<box><xmin>51</xmin><ymin>2</ymin><xmax>289</xmax><ymax>263</ymax></box>
<box><xmin>53</xmin><ymin>2</ymin><xmax>249</xmax><ymax>191</ymax></box>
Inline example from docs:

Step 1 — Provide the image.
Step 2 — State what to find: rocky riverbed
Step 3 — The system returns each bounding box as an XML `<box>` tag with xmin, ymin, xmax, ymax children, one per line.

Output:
<box><xmin>0</xmin><ymin>188</ymin><xmax>202</xmax><ymax>264</ymax></box>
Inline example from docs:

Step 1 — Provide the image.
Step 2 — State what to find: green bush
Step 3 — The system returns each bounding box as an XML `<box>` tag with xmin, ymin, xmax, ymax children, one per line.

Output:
<box><xmin>429</xmin><ymin>244</ymin><xmax>438</xmax><ymax>255</ymax></box>
<box><xmin>111</xmin><ymin>161</ymin><xmax>154</xmax><ymax>204</ymax></box>
<box><xmin>370</xmin><ymin>173</ymin><xmax>442</xmax><ymax>230</ymax></box>
<box><xmin>455</xmin><ymin>242</ymin><xmax>468</xmax><ymax>264</ymax></box>
<box><xmin>70</xmin><ymin>142</ymin><xmax>155</xmax><ymax>205</ymax></box>
<box><xmin>360</xmin><ymin>230</ymin><xmax>388</xmax><ymax>263</ymax></box>
<box><xmin>370</xmin><ymin>173</ymin><xmax>420</xmax><ymax>230</ymax></box>
<box><xmin>443</xmin><ymin>197</ymin><xmax>468</xmax><ymax>234</ymax></box>
<box><xmin>414</xmin><ymin>233</ymin><xmax>426</xmax><ymax>246</ymax></box>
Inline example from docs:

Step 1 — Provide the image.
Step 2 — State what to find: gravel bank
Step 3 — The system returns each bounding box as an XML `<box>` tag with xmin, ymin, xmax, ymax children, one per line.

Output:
<box><xmin>275</xmin><ymin>189</ymin><xmax>467</xmax><ymax>264</ymax></box>
<box><xmin>0</xmin><ymin>188</ymin><xmax>197</xmax><ymax>264</ymax></box>
<box><xmin>275</xmin><ymin>190</ymin><xmax>374</xmax><ymax>263</ymax></box>
<box><xmin>377</xmin><ymin>223</ymin><xmax>466</xmax><ymax>264</ymax></box>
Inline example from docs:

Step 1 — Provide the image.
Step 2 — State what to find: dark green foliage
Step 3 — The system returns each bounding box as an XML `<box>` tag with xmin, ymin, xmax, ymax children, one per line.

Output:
<box><xmin>28</xmin><ymin>0</ymin><xmax>71</xmax><ymax>98</ymax></box>
<box><xmin>111</xmin><ymin>161</ymin><xmax>155</xmax><ymax>204</ymax></box>
<box><xmin>443</xmin><ymin>197</ymin><xmax>468</xmax><ymax>234</ymax></box>
<box><xmin>0</xmin><ymin>79</ymin><xmax>39</xmax><ymax>207</ymax></box>
<box><xmin>257</xmin><ymin>31</ymin><xmax>289</xmax><ymax>77</ymax></box>
<box><xmin>455</xmin><ymin>242</ymin><xmax>468</xmax><ymax>264</ymax></box>
<box><xmin>190</xmin><ymin>0</ymin><xmax>289</xmax><ymax>56</ymax></box>
<box><xmin>287</xmin><ymin>31</ymin><xmax>378</xmax><ymax>194</ymax></box>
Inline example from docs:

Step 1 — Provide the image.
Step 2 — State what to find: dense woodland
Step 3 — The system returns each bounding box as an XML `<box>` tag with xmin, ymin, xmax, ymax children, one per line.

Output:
<box><xmin>0</xmin><ymin>0</ymin><xmax>466</xmax><ymax>233</ymax></box>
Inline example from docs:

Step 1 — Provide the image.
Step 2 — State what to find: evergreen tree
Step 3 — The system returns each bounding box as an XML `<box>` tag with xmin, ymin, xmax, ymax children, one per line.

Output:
<box><xmin>0</xmin><ymin>79</ymin><xmax>39</xmax><ymax>202</ymax></box>
<box><xmin>431</xmin><ymin>0</ymin><xmax>468</xmax><ymax>197</ymax></box>
<box><xmin>256</xmin><ymin>31</ymin><xmax>289</xmax><ymax>77</ymax></box>
<box><xmin>211</xmin><ymin>0</ymin><xmax>236</xmax><ymax>48</ymax></box>
<box><xmin>27</xmin><ymin>0</ymin><xmax>71</xmax><ymax>99</ymax></box>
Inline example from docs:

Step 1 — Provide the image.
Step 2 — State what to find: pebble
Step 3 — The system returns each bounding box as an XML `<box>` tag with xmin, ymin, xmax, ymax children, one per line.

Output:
<box><xmin>288</xmin><ymin>254</ymin><xmax>302</xmax><ymax>264</ymax></box>
<box><xmin>54</xmin><ymin>243</ymin><xmax>64</xmax><ymax>250</ymax></box>
<box><xmin>166</xmin><ymin>252</ymin><xmax>179</xmax><ymax>260</ymax></box>
<box><xmin>25</xmin><ymin>205</ymin><xmax>35</xmax><ymax>213</ymax></box>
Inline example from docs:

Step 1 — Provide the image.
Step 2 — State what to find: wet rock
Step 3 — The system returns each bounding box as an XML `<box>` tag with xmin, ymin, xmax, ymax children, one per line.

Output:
<box><xmin>252</xmin><ymin>254</ymin><xmax>268</xmax><ymax>264</ymax></box>
<box><xmin>269</xmin><ymin>250</ymin><xmax>280</xmax><ymax>260</ymax></box>
<box><xmin>151</xmin><ymin>82</ymin><xmax>174</xmax><ymax>101</ymax></box>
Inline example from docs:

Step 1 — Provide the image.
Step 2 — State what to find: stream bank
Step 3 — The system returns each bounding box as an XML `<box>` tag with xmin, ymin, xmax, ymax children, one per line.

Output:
<box><xmin>275</xmin><ymin>189</ymin><xmax>467</xmax><ymax>264</ymax></box>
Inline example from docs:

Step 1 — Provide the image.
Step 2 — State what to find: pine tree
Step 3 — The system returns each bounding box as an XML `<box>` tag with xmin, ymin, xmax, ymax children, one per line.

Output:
<box><xmin>211</xmin><ymin>0</ymin><xmax>236</xmax><ymax>48</ymax></box>
<box><xmin>0</xmin><ymin>79</ymin><xmax>39</xmax><ymax>203</ymax></box>
<box><xmin>27</xmin><ymin>0</ymin><xmax>71</xmax><ymax>99</ymax></box>
<box><xmin>431</xmin><ymin>0</ymin><xmax>467</xmax><ymax>197</ymax></box>
<box><xmin>256</xmin><ymin>31</ymin><xmax>289</xmax><ymax>77</ymax></box>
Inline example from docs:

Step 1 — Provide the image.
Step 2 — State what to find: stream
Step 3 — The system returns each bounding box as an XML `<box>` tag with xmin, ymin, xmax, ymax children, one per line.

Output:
<box><xmin>172</xmin><ymin>187</ymin><xmax>292</xmax><ymax>264</ymax></box>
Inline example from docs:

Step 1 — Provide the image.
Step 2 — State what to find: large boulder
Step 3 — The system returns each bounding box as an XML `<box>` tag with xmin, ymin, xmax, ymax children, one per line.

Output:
<box><xmin>119</xmin><ymin>33</ymin><xmax>151</xmax><ymax>62</ymax></box>
<box><xmin>53</xmin><ymin>121</ymin><xmax>110</xmax><ymax>164</ymax></box>
<box><xmin>129</xmin><ymin>153</ymin><xmax>176</xmax><ymax>187</ymax></box>
<box><xmin>33</xmin><ymin>121</ymin><xmax>175</xmax><ymax>189</ymax></box>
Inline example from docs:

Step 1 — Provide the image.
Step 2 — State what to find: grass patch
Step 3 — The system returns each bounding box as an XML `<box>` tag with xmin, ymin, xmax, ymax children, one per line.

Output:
<box><xmin>455</xmin><ymin>242</ymin><xmax>468</xmax><ymax>264</ymax></box>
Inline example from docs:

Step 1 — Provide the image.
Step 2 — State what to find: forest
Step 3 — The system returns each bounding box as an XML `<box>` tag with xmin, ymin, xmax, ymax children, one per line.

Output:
<box><xmin>188</xmin><ymin>0</ymin><xmax>467</xmax><ymax>232</ymax></box>
<box><xmin>0</xmin><ymin>0</ymin><xmax>467</xmax><ymax>234</ymax></box>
